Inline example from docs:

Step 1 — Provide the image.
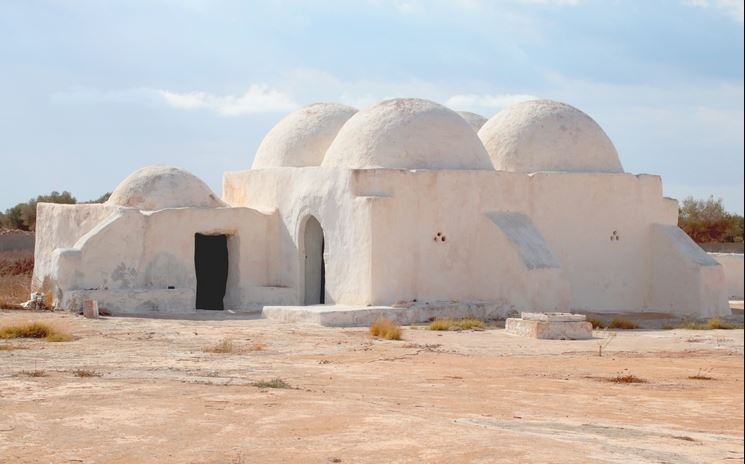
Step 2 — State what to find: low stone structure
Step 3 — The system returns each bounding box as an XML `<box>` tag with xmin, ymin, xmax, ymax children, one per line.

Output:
<box><xmin>505</xmin><ymin>312</ymin><xmax>593</xmax><ymax>340</ymax></box>
<box><xmin>262</xmin><ymin>301</ymin><xmax>508</xmax><ymax>327</ymax></box>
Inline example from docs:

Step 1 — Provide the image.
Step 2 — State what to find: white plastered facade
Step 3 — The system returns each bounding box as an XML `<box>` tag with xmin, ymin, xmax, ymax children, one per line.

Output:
<box><xmin>33</xmin><ymin>98</ymin><xmax>730</xmax><ymax>317</ymax></box>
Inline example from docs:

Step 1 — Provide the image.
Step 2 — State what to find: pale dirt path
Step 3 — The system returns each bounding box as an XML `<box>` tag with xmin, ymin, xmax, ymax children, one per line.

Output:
<box><xmin>0</xmin><ymin>311</ymin><xmax>743</xmax><ymax>464</ymax></box>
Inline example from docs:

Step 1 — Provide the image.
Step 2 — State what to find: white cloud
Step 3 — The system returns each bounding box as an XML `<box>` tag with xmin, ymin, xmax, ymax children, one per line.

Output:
<box><xmin>445</xmin><ymin>93</ymin><xmax>539</xmax><ymax>112</ymax></box>
<box><xmin>158</xmin><ymin>85</ymin><xmax>298</xmax><ymax>116</ymax></box>
<box><xmin>159</xmin><ymin>90</ymin><xmax>210</xmax><ymax>109</ymax></box>
<box><xmin>683</xmin><ymin>0</ymin><xmax>744</xmax><ymax>22</ymax></box>
<box><xmin>52</xmin><ymin>85</ymin><xmax>298</xmax><ymax>116</ymax></box>
<box><xmin>276</xmin><ymin>68</ymin><xmax>540</xmax><ymax>115</ymax></box>
<box><xmin>393</xmin><ymin>0</ymin><xmax>418</xmax><ymax>14</ymax></box>
<box><xmin>275</xmin><ymin>67</ymin><xmax>444</xmax><ymax>108</ymax></box>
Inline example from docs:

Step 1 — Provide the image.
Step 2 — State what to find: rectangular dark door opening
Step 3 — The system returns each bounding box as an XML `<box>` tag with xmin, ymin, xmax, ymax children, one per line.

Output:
<box><xmin>194</xmin><ymin>233</ymin><xmax>228</xmax><ymax>310</ymax></box>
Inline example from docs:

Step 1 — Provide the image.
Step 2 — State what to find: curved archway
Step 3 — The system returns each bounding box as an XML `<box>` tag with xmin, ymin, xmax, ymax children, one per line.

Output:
<box><xmin>302</xmin><ymin>216</ymin><xmax>326</xmax><ymax>305</ymax></box>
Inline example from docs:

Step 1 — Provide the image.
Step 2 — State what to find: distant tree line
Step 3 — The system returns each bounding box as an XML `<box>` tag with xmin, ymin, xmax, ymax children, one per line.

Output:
<box><xmin>0</xmin><ymin>191</ymin><xmax>111</xmax><ymax>231</ymax></box>
<box><xmin>678</xmin><ymin>196</ymin><xmax>743</xmax><ymax>244</ymax></box>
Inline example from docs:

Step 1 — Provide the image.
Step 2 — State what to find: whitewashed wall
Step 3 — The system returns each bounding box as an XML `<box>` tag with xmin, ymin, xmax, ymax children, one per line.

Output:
<box><xmin>34</xmin><ymin>204</ymin><xmax>295</xmax><ymax>312</ymax></box>
<box><xmin>710</xmin><ymin>253</ymin><xmax>744</xmax><ymax>299</ymax></box>
<box><xmin>224</xmin><ymin>167</ymin><xmax>729</xmax><ymax>317</ymax></box>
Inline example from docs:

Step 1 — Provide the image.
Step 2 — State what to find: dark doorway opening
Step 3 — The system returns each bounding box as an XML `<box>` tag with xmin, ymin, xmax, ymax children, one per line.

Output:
<box><xmin>194</xmin><ymin>233</ymin><xmax>228</xmax><ymax>310</ymax></box>
<box><xmin>303</xmin><ymin>216</ymin><xmax>326</xmax><ymax>305</ymax></box>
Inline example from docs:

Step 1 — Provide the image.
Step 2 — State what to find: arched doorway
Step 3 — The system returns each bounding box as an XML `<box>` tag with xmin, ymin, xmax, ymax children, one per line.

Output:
<box><xmin>303</xmin><ymin>216</ymin><xmax>325</xmax><ymax>305</ymax></box>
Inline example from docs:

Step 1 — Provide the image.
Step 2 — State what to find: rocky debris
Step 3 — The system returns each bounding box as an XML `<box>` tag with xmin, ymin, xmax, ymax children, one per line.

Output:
<box><xmin>0</xmin><ymin>229</ymin><xmax>34</xmax><ymax>236</ymax></box>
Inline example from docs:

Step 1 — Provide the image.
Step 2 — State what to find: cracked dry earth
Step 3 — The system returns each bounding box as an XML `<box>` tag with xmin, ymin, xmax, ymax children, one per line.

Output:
<box><xmin>0</xmin><ymin>311</ymin><xmax>743</xmax><ymax>464</ymax></box>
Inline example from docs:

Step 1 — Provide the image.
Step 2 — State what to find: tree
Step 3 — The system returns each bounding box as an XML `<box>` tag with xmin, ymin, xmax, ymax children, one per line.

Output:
<box><xmin>1</xmin><ymin>191</ymin><xmax>114</xmax><ymax>231</ymax></box>
<box><xmin>1</xmin><ymin>191</ymin><xmax>77</xmax><ymax>231</ymax></box>
<box><xmin>678</xmin><ymin>196</ymin><xmax>743</xmax><ymax>243</ymax></box>
<box><xmin>0</xmin><ymin>204</ymin><xmax>25</xmax><ymax>230</ymax></box>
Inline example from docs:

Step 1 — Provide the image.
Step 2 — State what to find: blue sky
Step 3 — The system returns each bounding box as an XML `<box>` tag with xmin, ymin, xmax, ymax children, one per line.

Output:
<box><xmin>1</xmin><ymin>0</ymin><xmax>743</xmax><ymax>213</ymax></box>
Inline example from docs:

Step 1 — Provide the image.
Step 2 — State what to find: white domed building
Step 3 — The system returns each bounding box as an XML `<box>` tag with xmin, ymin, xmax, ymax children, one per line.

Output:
<box><xmin>34</xmin><ymin>98</ymin><xmax>729</xmax><ymax>320</ymax></box>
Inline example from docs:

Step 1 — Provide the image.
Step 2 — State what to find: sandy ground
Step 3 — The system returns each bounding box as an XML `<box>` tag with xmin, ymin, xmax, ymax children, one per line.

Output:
<box><xmin>0</xmin><ymin>311</ymin><xmax>743</xmax><ymax>464</ymax></box>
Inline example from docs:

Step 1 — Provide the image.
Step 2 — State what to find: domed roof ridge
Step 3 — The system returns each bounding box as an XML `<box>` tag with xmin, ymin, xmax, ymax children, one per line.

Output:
<box><xmin>107</xmin><ymin>165</ymin><xmax>225</xmax><ymax>210</ymax></box>
<box><xmin>457</xmin><ymin>111</ymin><xmax>488</xmax><ymax>131</ymax></box>
<box><xmin>252</xmin><ymin>102</ymin><xmax>357</xmax><ymax>169</ymax></box>
<box><xmin>323</xmin><ymin>98</ymin><xmax>492</xmax><ymax>170</ymax></box>
<box><xmin>478</xmin><ymin>99</ymin><xmax>623</xmax><ymax>173</ymax></box>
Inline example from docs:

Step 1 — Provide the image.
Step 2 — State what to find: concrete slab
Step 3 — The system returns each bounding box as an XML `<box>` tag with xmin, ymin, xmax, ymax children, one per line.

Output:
<box><xmin>262</xmin><ymin>302</ymin><xmax>515</xmax><ymax>327</ymax></box>
<box><xmin>521</xmin><ymin>312</ymin><xmax>586</xmax><ymax>322</ymax></box>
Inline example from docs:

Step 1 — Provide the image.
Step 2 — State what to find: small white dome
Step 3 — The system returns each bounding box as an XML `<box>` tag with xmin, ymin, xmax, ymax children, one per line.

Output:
<box><xmin>252</xmin><ymin>103</ymin><xmax>357</xmax><ymax>169</ymax></box>
<box><xmin>323</xmin><ymin>98</ymin><xmax>492</xmax><ymax>170</ymax></box>
<box><xmin>457</xmin><ymin>111</ymin><xmax>488</xmax><ymax>131</ymax></box>
<box><xmin>478</xmin><ymin>100</ymin><xmax>623</xmax><ymax>173</ymax></box>
<box><xmin>107</xmin><ymin>165</ymin><xmax>225</xmax><ymax>210</ymax></box>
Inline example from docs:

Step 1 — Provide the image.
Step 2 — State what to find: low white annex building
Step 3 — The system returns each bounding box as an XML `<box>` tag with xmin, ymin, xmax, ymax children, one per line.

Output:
<box><xmin>33</xmin><ymin>98</ymin><xmax>730</xmax><ymax>319</ymax></box>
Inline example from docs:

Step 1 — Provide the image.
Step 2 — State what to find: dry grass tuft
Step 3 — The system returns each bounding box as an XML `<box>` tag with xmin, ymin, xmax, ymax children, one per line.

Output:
<box><xmin>0</xmin><ymin>251</ymin><xmax>34</xmax><ymax>276</ymax></box>
<box><xmin>369</xmin><ymin>318</ymin><xmax>403</xmax><ymax>340</ymax></box>
<box><xmin>0</xmin><ymin>251</ymin><xmax>34</xmax><ymax>309</ymax></box>
<box><xmin>18</xmin><ymin>370</ymin><xmax>47</xmax><ymax>377</ymax></box>
<box><xmin>688</xmin><ymin>368</ymin><xmax>715</xmax><ymax>380</ymax></box>
<box><xmin>247</xmin><ymin>341</ymin><xmax>265</xmax><ymax>352</ymax></box>
<box><xmin>428</xmin><ymin>318</ymin><xmax>454</xmax><ymax>331</ymax></box>
<box><xmin>428</xmin><ymin>318</ymin><xmax>485</xmax><ymax>331</ymax></box>
<box><xmin>608</xmin><ymin>317</ymin><xmax>639</xmax><ymax>330</ymax></box>
<box><xmin>1</xmin><ymin>322</ymin><xmax>50</xmax><ymax>338</ymax></box>
<box><xmin>202</xmin><ymin>338</ymin><xmax>235</xmax><ymax>353</ymax></box>
<box><xmin>688</xmin><ymin>374</ymin><xmax>715</xmax><ymax>380</ymax></box>
<box><xmin>45</xmin><ymin>332</ymin><xmax>75</xmax><ymax>342</ymax></box>
<box><xmin>0</xmin><ymin>344</ymin><xmax>21</xmax><ymax>351</ymax></box>
<box><xmin>253</xmin><ymin>377</ymin><xmax>292</xmax><ymax>389</ymax></box>
<box><xmin>0</xmin><ymin>322</ymin><xmax>74</xmax><ymax>342</ymax></box>
<box><xmin>456</xmin><ymin>318</ymin><xmax>485</xmax><ymax>330</ymax></box>
<box><xmin>202</xmin><ymin>338</ymin><xmax>265</xmax><ymax>353</ymax></box>
<box><xmin>73</xmin><ymin>369</ymin><xmax>102</xmax><ymax>378</ymax></box>
<box><xmin>606</xmin><ymin>374</ymin><xmax>647</xmax><ymax>384</ymax></box>
<box><xmin>0</xmin><ymin>275</ymin><xmax>32</xmax><ymax>309</ymax></box>
<box><xmin>685</xmin><ymin>318</ymin><xmax>743</xmax><ymax>330</ymax></box>
<box><xmin>587</xmin><ymin>317</ymin><xmax>606</xmax><ymax>329</ymax></box>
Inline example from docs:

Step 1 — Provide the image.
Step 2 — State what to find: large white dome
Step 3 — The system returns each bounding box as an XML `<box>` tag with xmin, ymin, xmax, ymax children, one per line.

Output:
<box><xmin>322</xmin><ymin>98</ymin><xmax>492</xmax><ymax>170</ymax></box>
<box><xmin>107</xmin><ymin>165</ymin><xmax>225</xmax><ymax>210</ymax></box>
<box><xmin>252</xmin><ymin>103</ymin><xmax>357</xmax><ymax>169</ymax></box>
<box><xmin>478</xmin><ymin>100</ymin><xmax>623</xmax><ymax>173</ymax></box>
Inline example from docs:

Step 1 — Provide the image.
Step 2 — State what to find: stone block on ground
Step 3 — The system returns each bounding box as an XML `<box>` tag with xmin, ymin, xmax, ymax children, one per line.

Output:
<box><xmin>505</xmin><ymin>315</ymin><xmax>592</xmax><ymax>340</ymax></box>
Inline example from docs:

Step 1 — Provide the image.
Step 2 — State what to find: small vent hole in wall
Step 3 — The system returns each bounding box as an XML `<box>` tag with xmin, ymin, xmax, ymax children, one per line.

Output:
<box><xmin>433</xmin><ymin>232</ymin><xmax>447</xmax><ymax>243</ymax></box>
<box><xmin>610</xmin><ymin>230</ymin><xmax>620</xmax><ymax>241</ymax></box>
